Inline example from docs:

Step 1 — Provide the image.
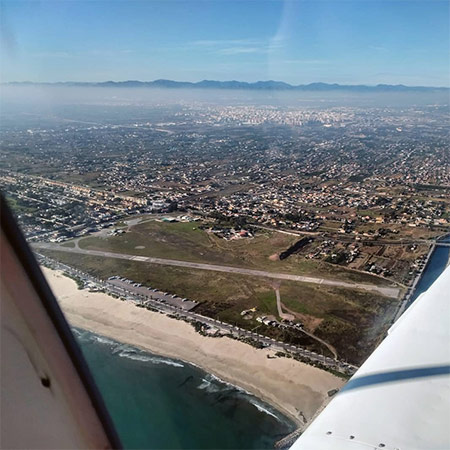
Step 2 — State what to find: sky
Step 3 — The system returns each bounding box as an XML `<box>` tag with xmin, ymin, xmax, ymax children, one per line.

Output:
<box><xmin>1</xmin><ymin>0</ymin><xmax>449</xmax><ymax>86</ymax></box>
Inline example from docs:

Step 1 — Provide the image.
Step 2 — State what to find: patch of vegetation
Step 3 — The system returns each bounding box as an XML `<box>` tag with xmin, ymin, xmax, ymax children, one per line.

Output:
<box><xmin>314</xmin><ymin>290</ymin><xmax>397</xmax><ymax>365</ymax></box>
<box><xmin>5</xmin><ymin>195</ymin><xmax>38</xmax><ymax>215</ymax></box>
<box><xmin>414</xmin><ymin>183</ymin><xmax>450</xmax><ymax>191</ymax></box>
<box><xmin>191</xmin><ymin>320</ymin><xmax>205</xmax><ymax>333</ymax></box>
<box><xmin>273</xmin><ymin>351</ymin><xmax>350</xmax><ymax>378</ymax></box>
<box><xmin>257</xmin><ymin>291</ymin><xmax>279</xmax><ymax>316</ymax></box>
<box><xmin>239</xmin><ymin>337</ymin><xmax>265</xmax><ymax>349</ymax></box>
<box><xmin>60</xmin><ymin>241</ymin><xmax>75</xmax><ymax>248</ymax></box>
<box><xmin>62</xmin><ymin>271</ymin><xmax>84</xmax><ymax>290</ymax></box>
<box><xmin>348</xmin><ymin>174</ymin><xmax>368</xmax><ymax>182</ymax></box>
<box><xmin>135</xmin><ymin>303</ymin><xmax>159</xmax><ymax>312</ymax></box>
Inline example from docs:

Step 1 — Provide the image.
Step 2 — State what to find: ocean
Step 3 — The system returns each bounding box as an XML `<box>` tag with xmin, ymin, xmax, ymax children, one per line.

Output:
<box><xmin>74</xmin><ymin>328</ymin><xmax>296</xmax><ymax>450</ymax></box>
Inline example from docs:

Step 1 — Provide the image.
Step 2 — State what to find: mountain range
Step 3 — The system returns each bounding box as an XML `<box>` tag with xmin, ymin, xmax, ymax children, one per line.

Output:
<box><xmin>6</xmin><ymin>79</ymin><xmax>449</xmax><ymax>92</ymax></box>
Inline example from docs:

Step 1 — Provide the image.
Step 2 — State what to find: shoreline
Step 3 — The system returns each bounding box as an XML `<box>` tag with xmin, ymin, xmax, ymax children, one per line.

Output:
<box><xmin>42</xmin><ymin>267</ymin><xmax>344</xmax><ymax>426</ymax></box>
<box><xmin>74</xmin><ymin>326</ymin><xmax>294</xmax><ymax>428</ymax></box>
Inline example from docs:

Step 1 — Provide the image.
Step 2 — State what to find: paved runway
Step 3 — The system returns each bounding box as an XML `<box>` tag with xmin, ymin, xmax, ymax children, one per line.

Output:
<box><xmin>34</xmin><ymin>242</ymin><xmax>401</xmax><ymax>298</ymax></box>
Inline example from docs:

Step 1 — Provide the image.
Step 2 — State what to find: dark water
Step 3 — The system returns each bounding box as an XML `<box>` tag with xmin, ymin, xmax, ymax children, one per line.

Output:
<box><xmin>74</xmin><ymin>329</ymin><xmax>296</xmax><ymax>450</ymax></box>
<box><xmin>409</xmin><ymin>236</ymin><xmax>450</xmax><ymax>305</ymax></box>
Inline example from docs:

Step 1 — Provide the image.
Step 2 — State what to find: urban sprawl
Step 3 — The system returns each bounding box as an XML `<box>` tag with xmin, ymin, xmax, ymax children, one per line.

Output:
<box><xmin>1</xmin><ymin>98</ymin><xmax>449</xmax><ymax>369</ymax></box>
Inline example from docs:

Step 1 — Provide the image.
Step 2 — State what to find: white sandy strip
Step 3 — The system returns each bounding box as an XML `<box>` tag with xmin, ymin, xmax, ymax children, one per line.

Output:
<box><xmin>42</xmin><ymin>267</ymin><xmax>344</xmax><ymax>425</ymax></box>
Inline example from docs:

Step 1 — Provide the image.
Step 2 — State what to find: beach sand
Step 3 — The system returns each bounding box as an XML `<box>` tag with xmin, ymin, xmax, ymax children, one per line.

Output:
<box><xmin>42</xmin><ymin>267</ymin><xmax>344</xmax><ymax>425</ymax></box>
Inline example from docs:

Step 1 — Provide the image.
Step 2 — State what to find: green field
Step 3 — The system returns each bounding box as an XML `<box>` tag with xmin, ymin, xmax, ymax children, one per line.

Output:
<box><xmin>75</xmin><ymin>220</ymin><xmax>391</xmax><ymax>286</ymax></box>
<box><xmin>40</xmin><ymin>248</ymin><xmax>397</xmax><ymax>364</ymax></box>
<box><xmin>60</xmin><ymin>241</ymin><xmax>75</xmax><ymax>248</ymax></box>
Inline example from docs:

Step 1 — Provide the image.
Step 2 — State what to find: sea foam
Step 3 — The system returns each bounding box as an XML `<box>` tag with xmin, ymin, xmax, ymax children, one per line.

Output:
<box><xmin>248</xmin><ymin>399</ymin><xmax>281</xmax><ymax>421</ymax></box>
<box><xmin>91</xmin><ymin>335</ymin><xmax>116</xmax><ymax>346</ymax></box>
<box><xmin>118</xmin><ymin>350</ymin><xmax>184</xmax><ymax>368</ymax></box>
<box><xmin>197</xmin><ymin>374</ymin><xmax>282</xmax><ymax>421</ymax></box>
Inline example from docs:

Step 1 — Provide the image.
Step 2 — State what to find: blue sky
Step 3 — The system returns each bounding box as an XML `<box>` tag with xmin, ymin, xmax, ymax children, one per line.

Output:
<box><xmin>1</xmin><ymin>0</ymin><xmax>449</xmax><ymax>86</ymax></box>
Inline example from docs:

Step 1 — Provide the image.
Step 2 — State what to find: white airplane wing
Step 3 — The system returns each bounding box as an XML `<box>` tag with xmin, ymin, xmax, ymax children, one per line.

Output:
<box><xmin>291</xmin><ymin>265</ymin><xmax>450</xmax><ymax>450</ymax></box>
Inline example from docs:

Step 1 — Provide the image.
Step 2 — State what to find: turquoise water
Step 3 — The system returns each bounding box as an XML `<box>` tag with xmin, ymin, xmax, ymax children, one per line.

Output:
<box><xmin>74</xmin><ymin>329</ymin><xmax>296</xmax><ymax>449</ymax></box>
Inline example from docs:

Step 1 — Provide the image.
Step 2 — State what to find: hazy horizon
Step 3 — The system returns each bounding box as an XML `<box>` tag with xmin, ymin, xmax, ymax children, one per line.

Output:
<box><xmin>1</xmin><ymin>85</ymin><xmax>449</xmax><ymax>114</ymax></box>
<box><xmin>3</xmin><ymin>78</ymin><xmax>450</xmax><ymax>89</ymax></box>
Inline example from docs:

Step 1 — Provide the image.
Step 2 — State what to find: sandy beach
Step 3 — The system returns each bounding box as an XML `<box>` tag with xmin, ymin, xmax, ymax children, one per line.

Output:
<box><xmin>42</xmin><ymin>267</ymin><xmax>344</xmax><ymax>425</ymax></box>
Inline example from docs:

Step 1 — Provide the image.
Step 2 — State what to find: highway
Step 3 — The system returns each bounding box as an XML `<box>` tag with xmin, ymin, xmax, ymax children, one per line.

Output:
<box><xmin>33</xmin><ymin>242</ymin><xmax>401</xmax><ymax>298</ymax></box>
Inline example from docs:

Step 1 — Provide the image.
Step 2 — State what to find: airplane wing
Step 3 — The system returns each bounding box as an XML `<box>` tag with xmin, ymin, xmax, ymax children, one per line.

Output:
<box><xmin>291</xmin><ymin>265</ymin><xmax>450</xmax><ymax>450</ymax></box>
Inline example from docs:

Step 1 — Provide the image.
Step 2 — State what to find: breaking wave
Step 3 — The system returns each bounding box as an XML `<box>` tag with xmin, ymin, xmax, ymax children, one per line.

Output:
<box><xmin>248</xmin><ymin>399</ymin><xmax>281</xmax><ymax>421</ymax></box>
<box><xmin>91</xmin><ymin>335</ymin><xmax>117</xmax><ymax>346</ymax></box>
<box><xmin>72</xmin><ymin>328</ymin><xmax>184</xmax><ymax>367</ymax></box>
<box><xmin>71</xmin><ymin>328</ymin><xmax>82</xmax><ymax>338</ymax></box>
<box><xmin>118</xmin><ymin>350</ymin><xmax>184</xmax><ymax>368</ymax></box>
<box><xmin>198</xmin><ymin>374</ymin><xmax>224</xmax><ymax>393</ymax></box>
<box><xmin>197</xmin><ymin>373</ymin><xmax>240</xmax><ymax>394</ymax></box>
<box><xmin>196</xmin><ymin>375</ymin><xmax>281</xmax><ymax>421</ymax></box>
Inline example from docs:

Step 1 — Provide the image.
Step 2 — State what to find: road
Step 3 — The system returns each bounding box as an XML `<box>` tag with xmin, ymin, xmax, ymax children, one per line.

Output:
<box><xmin>252</xmin><ymin>224</ymin><xmax>320</xmax><ymax>236</ymax></box>
<box><xmin>36</xmin><ymin>254</ymin><xmax>358</xmax><ymax>375</ymax></box>
<box><xmin>275</xmin><ymin>288</ymin><xmax>295</xmax><ymax>321</ymax></box>
<box><xmin>276</xmin><ymin>289</ymin><xmax>339</xmax><ymax>359</ymax></box>
<box><xmin>33</xmin><ymin>242</ymin><xmax>401</xmax><ymax>298</ymax></box>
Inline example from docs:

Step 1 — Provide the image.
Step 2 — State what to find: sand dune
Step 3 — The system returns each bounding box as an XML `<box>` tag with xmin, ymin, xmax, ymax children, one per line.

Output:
<box><xmin>42</xmin><ymin>267</ymin><xmax>344</xmax><ymax>425</ymax></box>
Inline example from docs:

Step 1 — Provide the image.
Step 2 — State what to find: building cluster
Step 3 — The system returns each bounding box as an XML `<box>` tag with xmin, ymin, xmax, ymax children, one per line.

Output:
<box><xmin>0</xmin><ymin>172</ymin><xmax>171</xmax><ymax>241</ymax></box>
<box><xmin>1</xmin><ymin>103</ymin><xmax>448</xmax><ymax>256</ymax></box>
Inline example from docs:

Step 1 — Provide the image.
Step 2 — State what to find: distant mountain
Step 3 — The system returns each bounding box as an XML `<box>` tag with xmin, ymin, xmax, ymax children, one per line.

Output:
<box><xmin>5</xmin><ymin>79</ymin><xmax>449</xmax><ymax>92</ymax></box>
